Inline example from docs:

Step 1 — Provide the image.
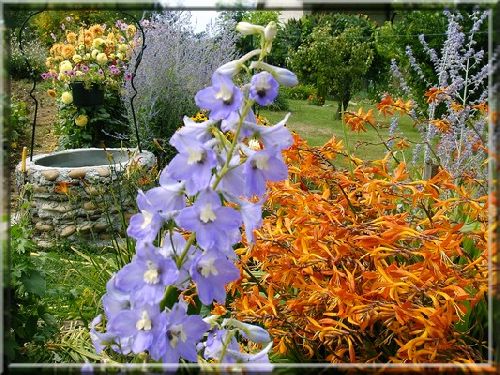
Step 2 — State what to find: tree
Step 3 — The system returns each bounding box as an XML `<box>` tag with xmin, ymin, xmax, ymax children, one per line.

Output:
<box><xmin>290</xmin><ymin>23</ymin><xmax>374</xmax><ymax>118</ymax></box>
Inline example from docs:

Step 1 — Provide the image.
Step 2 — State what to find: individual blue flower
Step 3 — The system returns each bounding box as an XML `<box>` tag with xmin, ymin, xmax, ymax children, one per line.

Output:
<box><xmin>247</xmin><ymin>113</ymin><xmax>293</xmax><ymax>151</ymax></box>
<box><xmin>190</xmin><ymin>251</ymin><xmax>240</xmax><ymax>305</ymax></box>
<box><xmin>243</xmin><ymin>147</ymin><xmax>288</xmax><ymax>197</ymax></box>
<box><xmin>114</xmin><ymin>243</ymin><xmax>179</xmax><ymax>305</ymax></box>
<box><xmin>102</xmin><ymin>274</ymin><xmax>133</xmax><ymax>319</ymax></box>
<box><xmin>195</xmin><ymin>72</ymin><xmax>243</xmax><ymax>120</ymax></box>
<box><xmin>169</xmin><ymin>116</ymin><xmax>214</xmax><ymax>145</ymax></box>
<box><xmin>249</xmin><ymin>71</ymin><xmax>279</xmax><ymax>106</ymax></box>
<box><xmin>108</xmin><ymin>304</ymin><xmax>164</xmax><ymax>354</ymax></box>
<box><xmin>175</xmin><ymin>188</ymin><xmax>242</xmax><ymax>251</ymax></box>
<box><xmin>127</xmin><ymin>188</ymin><xmax>166</xmax><ymax>242</ymax></box>
<box><xmin>166</xmin><ymin>137</ymin><xmax>217</xmax><ymax>196</ymax></box>
<box><xmin>150</xmin><ymin>301</ymin><xmax>210</xmax><ymax>363</ymax></box>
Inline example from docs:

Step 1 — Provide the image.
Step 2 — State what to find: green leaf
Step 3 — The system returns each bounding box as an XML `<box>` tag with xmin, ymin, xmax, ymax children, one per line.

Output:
<box><xmin>22</xmin><ymin>269</ymin><xmax>46</xmax><ymax>296</ymax></box>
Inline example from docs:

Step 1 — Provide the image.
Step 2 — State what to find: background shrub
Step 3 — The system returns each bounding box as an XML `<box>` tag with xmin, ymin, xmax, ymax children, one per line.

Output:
<box><xmin>281</xmin><ymin>84</ymin><xmax>317</xmax><ymax>100</ymax></box>
<box><xmin>8</xmin><ymin>32</ymin><xmax>47</xmax><ymax>80</ymax></box>
<box><xmin>123</xmin><ymin>11</ymin><xmax>238</xmax><ymax>167</ymax></box>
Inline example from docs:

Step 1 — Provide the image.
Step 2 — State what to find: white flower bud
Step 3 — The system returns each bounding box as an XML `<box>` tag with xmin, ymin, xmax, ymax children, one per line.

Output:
<box><xmin>264</xmin><ymin>21</ymin><xmax>277</xmax><ymax>42</ymax></box>
<box><xmin>216</xmin><ymin>60</ymin><xmax>243</xmax><ymax>76</ymax></box>
<box><xmin>236</xmin><ymin>22</ymin><xmax>265</xmax><ymax>36</ymax></box>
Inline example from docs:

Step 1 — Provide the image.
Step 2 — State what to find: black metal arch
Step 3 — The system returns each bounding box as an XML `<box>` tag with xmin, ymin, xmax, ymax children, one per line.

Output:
<box><xmin>17</xmin><ymin>8</ymin><xmax>146</xmax><ymax>160</ymax></box>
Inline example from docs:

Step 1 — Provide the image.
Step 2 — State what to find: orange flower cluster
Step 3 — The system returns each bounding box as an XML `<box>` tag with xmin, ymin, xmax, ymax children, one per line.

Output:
<box><xmin>377</xmin><ymin>95</ymin><xmax>413</xmax><ymax>116</ymax></box>
<box><xmin>228</xmin><ymin>135</ymin><xmax>488</xmax><ymax>363</ymax></box>
<box><xmin>344</xmin><ymin>108</ymin><xmax>376</xmax><ymax>132</ymax></box>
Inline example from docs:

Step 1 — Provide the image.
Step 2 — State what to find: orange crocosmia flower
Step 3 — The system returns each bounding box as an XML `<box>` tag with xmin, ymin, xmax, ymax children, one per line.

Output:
<box><xmin>450</xmin><ymin>102</ymin><xmax>464</xmax><ymax>112</ymax></box>
<box><xmin>472</xmin><ymin>102</ymin><xmax>488</xmax><ymax>114</ymax></box>
<box><xmin>393</xmin><ymin>98</ymin><xmax>412</xmax><ymax>114</ymax></box>
<box><xmin>430</xmin><ymin>119</ymin><xmax>452</xmax><ymax>133</ymax></box>
<box><xmin>396</xmin><ymin>139</ymin><xmax>410</xmax><ymax>150</ymax></box>
<box><xmin>54</xmin><ymin>181</ymin><xmax>71</xmax><ymax>195</ymax></box>
<box><xmin>424</xmin><ymin>86</ymin><xmax>448</xmax><ymax>103</ymax></box>
<box><xmin>320</xmin><ymin>136</ymin><xmax>344</xmax><ymax>159</ymax></box>
<box><xmin>345</xmin><ymin>112</ymin><xmax>366</xmax><ymax>132</ymax></box>
<box><xmin>363</xmin><ymin>109</ymin><xmax>376</xmax><ymax>126</ymax></box>
<box><xmin>377</xmin><ymin>95</ymin><xmax>394</xmax><ymax>116</ymax></box>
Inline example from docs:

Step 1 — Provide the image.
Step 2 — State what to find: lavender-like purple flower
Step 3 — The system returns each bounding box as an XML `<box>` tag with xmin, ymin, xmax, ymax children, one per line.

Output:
<box><xmin>190</xmin><ymin>251</ymin><xmax>240</xmax><ymax>305</ymax></box>
<box><xmin>126</xmin><ymin>189</ymin><xmax>166</xmax><ymax>242</ymax></box>
<box><xmin>150</xmin><ymin>301</ymin><xmax>209</xmax><ymax>362</ymax></box>
<box><xmin>166</xmin><ymin>137</ymin><xmax>217</xmax><ymax>196</ymax></box>
<box><xmin>249</xmin><ymin>71</ymin><xmax>279</xmax><ymax>106</ymax></box>
<box><xmin>195</xmin><ymin>72</ymin><xmax>243</xmax><ymax>120</ymax></box>
<box><xmin>108</xmin><ymin>304</ymin><xmax>164</xmax><ymax>354</ymax></box>
<box><xmin>175</xmin><ymin>188</ymin><xmax>242</xmax><ymax>251</ymax></box>
<box><xmin>114</xmin><ymin>243</ymin><xmax>179</xmax><ymax>305</ymax></box>
<box><xmin>243</xmin><ymin>147</ymin><xmax>288</xmax><ymax>197</ymax></box>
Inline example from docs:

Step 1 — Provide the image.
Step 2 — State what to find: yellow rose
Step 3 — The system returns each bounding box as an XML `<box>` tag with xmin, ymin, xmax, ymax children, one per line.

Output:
<box><xmin>116</xmin><ymin>52</ymin><xmax>123</xmax><ymax>61</ymax></box>
<box><xmin>72</xmin><ymin>54</ymin><xmax>82</xmax><ymax>63</ymax></box>
<box><xmin>126</xmin><ymin>25</ymin><xmax>137</xmax><ymax>37</ymax></box>
<box><xmin>66</xmin><ymin>32</ymin><xmax>77</xmax><ymax>43</ymax></box>
<box><xmin>118</xmin><ymin>43</ymin><xmax>128</xmax><ymax>53</ymax></box>
<box><xmin>84</xmin><ymin>53</ymin><xmax>91</xmax><ymax>60</ymax></box>
<box><xmin>95</xmin><ymin>52</ymin><xmax>108</xmax><ymax>65</ymax></box>
<box><xmin>92</xmin><ymin>37</ymin><xmax>105</xmax><ymax>49</ymax></box>
<box><xmin>75</xmin><ymin>114</ymin><xmax>88</xmax><ymax>127</ymax></box>
<box><xmin>109</xmin><ymin>53</ymin><xmax>116</xmax><ymax>60</ymax></box>
<box><xmin>90</xmin><ymin>24</ymin><xmax>104</xmax><ymax>37</ymax></box>
<box><xmin>91</xmin><ymin>49</ymin><xmax>99</xmax><ymax>59</ymax></box>
<box><xmin>61</xmin><ymin>44</ymin><xmax>76</xmax><ymax>59</ymax></box>
<box><xmin>59</xmin><ymin>60</ymin><xmax>73</xmax><ymax>73</ymax></box>
<box><xmin>106</xmin><ymin>32</ymin><xmax>116</xmax><ymax>42</ymax></box>
<box><xmin>61</xmin><ymin>91</ymin><xmax>73</xmax><ymax>105</ymax></box>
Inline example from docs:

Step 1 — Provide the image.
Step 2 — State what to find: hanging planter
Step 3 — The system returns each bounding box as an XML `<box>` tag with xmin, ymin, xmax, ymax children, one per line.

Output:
<box><xmin>70</xmin><ymin>82</ymin><xmax>104</xmax><ymax>107</ymax></box>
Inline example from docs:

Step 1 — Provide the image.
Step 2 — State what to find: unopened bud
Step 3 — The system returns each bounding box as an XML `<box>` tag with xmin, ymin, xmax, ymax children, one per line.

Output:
<box><xmin>236</xmin><ymin>22</ymin><xmax>265</xmax><ymax>36</ymax></box>
<box><xmin>264</xmin><ymin>21</ymin><xmax>277</xmax><ymax>42</ymax></box>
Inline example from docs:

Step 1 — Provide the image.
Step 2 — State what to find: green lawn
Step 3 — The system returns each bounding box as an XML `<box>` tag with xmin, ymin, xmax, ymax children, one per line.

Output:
<box><xmin>260</xmin><ymin>99</ymin><xmax>421</xmax><ymax>163</ymax></box>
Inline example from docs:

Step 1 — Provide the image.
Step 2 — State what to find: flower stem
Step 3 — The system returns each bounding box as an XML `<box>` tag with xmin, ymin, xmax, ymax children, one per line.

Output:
<box><xmin>211</xmin><ymin>100</ymin><xmax>254</xmax><ymax>190</ymax></box>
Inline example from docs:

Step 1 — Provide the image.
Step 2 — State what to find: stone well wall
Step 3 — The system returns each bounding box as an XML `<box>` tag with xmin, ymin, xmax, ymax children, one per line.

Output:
<box><xmin>15</xmin><ymin>148</ymin><xmax>156</xmax><ymax>248</ymax></box>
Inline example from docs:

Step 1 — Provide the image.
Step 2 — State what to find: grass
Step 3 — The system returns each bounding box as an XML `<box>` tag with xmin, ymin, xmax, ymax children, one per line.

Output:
<box><xmin>260</xmin><ymin>98</ymin><xmax>422</xmax><ymax>165</ymax></box>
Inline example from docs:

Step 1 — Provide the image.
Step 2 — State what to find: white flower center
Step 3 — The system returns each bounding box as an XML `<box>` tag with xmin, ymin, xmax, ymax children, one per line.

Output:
<box><xmin>187</xmin><ymin>148</ymin><xmax>204</xmax><ymax>165</ymax></box>
<box><xmin>248</xmin><ymin>139</ymin><xmax>261</xmax><ymax>150</ymax></box>
<box><xmin>135</xmin><ymin>310</ymin><xmax>152</xmax><ymax>331</ymax></box>
<box><xmin>167</xmin><ymin>324</ymin><xmax>187</xmax><ymax>348</ymax></box>
<box><xmin>254</xmin><ymin>154</ymin><xmax>269</xmax><ymax>170</ymax></box>
<box><xmin>198</xmin><ymin>257</ymin><xmax>219</xmax><ymax>278</ymax></box>
<box><xmin>143</xmin><ymin>261</ymin><xmax>160</xmax><ymax>284</ymax></box>
<box><xmin>199</xmin><ymin>204</ymin><xmax>217</xmax><ymax>223</ymax></box>
<box><xmin>140</xmin><ymin>210</ymin><xmax>153</xmax><ymax>229</ymax></box>
<box><xmin>255</xmin><ymin>75</ymin><xmax>271</xmax><ymax>91</ymax></box>
<box><xmin>215</xmin><ymin>84</ymin><xmax>233</xmax><ymax>105</ymax></box>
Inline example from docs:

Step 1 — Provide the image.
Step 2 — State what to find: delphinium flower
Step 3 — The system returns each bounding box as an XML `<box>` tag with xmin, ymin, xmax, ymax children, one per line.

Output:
<box><xmin>91</xmin><ymin>19</ymin><xmax>298</xmax><ymax>367</ymax></box>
